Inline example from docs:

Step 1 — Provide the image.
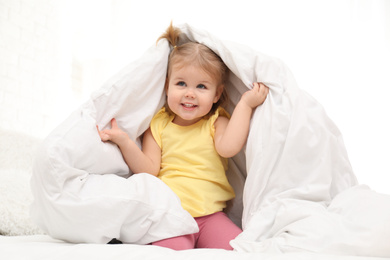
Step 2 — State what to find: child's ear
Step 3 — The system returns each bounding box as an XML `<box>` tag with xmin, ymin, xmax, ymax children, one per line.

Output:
<box><xmin>213</xmin><ymin>85</ymin><xmax>224</xmax><ymax>103</ymax></box>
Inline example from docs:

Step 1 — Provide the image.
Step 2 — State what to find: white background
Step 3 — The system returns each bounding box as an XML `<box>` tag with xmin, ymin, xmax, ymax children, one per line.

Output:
<box><xmin>1</xmin><ymin>0</ymin><xmax>389</xmax><ymax>193</ymax></box>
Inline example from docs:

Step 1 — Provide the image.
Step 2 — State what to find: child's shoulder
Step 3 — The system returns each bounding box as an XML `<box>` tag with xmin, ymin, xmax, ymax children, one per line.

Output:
<box><xmin>152</xmin><ymin>107</ymin><xmax>171</xmax><ymax>123</ymax></box>
<box><xmin>216</xmin><ymin>107</ymin><xmax>230</xmax><ymax>119</ymax></box>
<box><xmin>209</xmin><ymin>107</ymin><xmax>230</xmax><ymax>123</ymax></box>
<box><xmin>150</xmin><ymin>107</ymin><xmax>173</xmax><ymax>146</ymax></box>
<box><xmin>210</xmin><ymin>107</ymin><xmax>230</xmax><ymax>135</ymax></box>
<box><xmin>150</xmin><ymin>107</ymin><xmax>174</xmax><ymax>133</ymax></box>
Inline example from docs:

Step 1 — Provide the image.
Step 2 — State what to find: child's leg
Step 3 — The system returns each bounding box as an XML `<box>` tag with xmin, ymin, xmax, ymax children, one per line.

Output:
<box><xmin>196</xmin><ymin>211</ymin><xmax>242</xmax><ymax>250</ymax></box>
<box><xmin>151</xmin><ymin>234</ymin><xmax>196</xmax><ymax>250</ymax></box>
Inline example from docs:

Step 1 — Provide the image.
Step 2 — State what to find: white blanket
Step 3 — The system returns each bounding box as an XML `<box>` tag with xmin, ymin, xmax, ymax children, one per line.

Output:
<box><xmin>31</xmin><ymin>23</ymin><xmax>390</xmax><ymax>257</ymax></box>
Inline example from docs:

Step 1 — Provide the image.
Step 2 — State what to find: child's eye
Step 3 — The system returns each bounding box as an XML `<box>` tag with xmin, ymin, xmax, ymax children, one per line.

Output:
<box><xmin>197</xmin><ymin>84</ymin><xmax>206</xmax><ymax>89</ymax></box>
<box><xmin>177</xmin><ymin>81</ymin><xmax>186</xmax><ymax>86</ymax></box>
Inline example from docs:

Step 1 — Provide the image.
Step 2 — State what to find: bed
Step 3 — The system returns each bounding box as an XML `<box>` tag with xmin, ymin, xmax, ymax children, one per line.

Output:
<box><xmin>1</xmin><ymin>23</ymin><xmax>389</xmax><ymax>259</ymax></box>
<box><xmin>1</xmin><ymin>235</ymin><xmax>388</xmax><ymax>260</ymax></box>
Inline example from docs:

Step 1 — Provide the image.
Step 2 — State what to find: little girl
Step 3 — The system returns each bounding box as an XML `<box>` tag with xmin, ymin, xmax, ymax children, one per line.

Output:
<box><xmin>97</xmin><ymin>24</ymin><xmax>269</xmax><ymax>250</ymax></box>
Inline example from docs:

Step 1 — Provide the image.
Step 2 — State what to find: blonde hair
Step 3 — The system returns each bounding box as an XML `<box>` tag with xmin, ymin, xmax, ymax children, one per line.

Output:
<box><xmin>157</xmin><ymin>23</ymin><xmax>229</xmax><ymax>117</ymax></box>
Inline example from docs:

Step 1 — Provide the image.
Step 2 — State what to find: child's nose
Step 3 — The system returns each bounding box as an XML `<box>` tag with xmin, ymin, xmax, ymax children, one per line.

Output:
<box><xmin>185</xmin><ymin>89</ymin><xmax>195</xmax><ymax>98</ymax></box>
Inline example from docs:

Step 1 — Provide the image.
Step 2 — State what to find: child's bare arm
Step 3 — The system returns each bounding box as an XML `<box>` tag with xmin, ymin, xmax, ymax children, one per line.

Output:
<box><xmin>117</xmin><ymin>128</ymin><xmax>161</xmax><ymax>176</ymax></box>
<box><xmin>214</xmin><ymin>82</ymin><xmax>269</xmax><ymax>158</ymax></box>
<box><xmin>97</xmin><ymin>119</ymin><xmax>161</xmax><ymax>176</ymax></box>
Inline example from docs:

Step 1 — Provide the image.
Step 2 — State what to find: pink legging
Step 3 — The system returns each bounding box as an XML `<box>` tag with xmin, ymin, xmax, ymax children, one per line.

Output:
<box><xmin>152</xmin><ymin>211</ymin><xmax>242</xmax><ymax>250</ymax></box>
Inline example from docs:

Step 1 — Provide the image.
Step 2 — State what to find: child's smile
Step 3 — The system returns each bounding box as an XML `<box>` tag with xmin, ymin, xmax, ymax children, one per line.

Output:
<box><xmin>181</xmin><ymin>102</ymin><xmax>197</xmax><ymax>109</ymax></box>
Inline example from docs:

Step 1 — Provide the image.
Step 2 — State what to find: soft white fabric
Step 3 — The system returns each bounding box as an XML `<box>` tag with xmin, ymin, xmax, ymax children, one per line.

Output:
<box><xmin>30</xmin><ymin>41</ymin><xmax>198</xmax><ymax>244</ymax></box>
<box><xmin>31</xmin><ymin>23</ymin><xmax>390</xmax><ymax>257</ymax></box>
<box><xmin>0</xmin><ymin>129</ymin><xmax>44</xmax><ymax>236</ymax></box>
<box><xmin>2</xmin><ymin>235</ymin><xmax>389</xmax><ymax>260</ymax></box>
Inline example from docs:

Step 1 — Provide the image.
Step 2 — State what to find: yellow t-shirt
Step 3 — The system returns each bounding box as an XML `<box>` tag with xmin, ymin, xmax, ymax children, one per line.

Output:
<box><xmin>150</xmin><ymin>107</ymin><xmax>235</xmax><ymax>217</ymax></box>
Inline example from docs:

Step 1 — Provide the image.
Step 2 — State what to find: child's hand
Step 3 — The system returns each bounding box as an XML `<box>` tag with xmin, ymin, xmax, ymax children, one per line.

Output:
<box><xmin>241</xmin><ymin>82</ymin><xmax>269</xmax><ymax>109</ymax></box>
<box><xmin>96</xmin><ymin>118</ymin><xmax>129</xmax><ymax>146</ymax></box>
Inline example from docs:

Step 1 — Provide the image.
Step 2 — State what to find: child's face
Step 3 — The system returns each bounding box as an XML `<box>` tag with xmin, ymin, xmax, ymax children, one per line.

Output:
<box><xmin>166</xmin><ymin>64</ymin><xmax>222</xmax><ymax>126</ymax></box>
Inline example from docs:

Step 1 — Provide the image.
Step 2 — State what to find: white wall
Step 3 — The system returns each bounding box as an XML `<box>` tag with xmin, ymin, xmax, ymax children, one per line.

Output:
<box><xmin>0</xmin><ymin>0</ymin><xmax>64</xmax><ymax>137</ymax></box>
<box><xmin>1</xmin><ymin>0</ymin><xmax>389</xmax><ymax>193</ymax></box>
<box><xmin>0</xmin><ymin>0</ymin><xmax>113</xmax><ymax>137</ymax></box>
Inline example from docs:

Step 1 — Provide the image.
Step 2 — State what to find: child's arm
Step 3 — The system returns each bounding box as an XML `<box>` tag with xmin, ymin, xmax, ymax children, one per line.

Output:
<box><xmin>97</xmin><ymin>119</ymin><xmax>161</xmax><ymax>176</ymax></box>
<box><xmin>214</xmin><ymin>82</ymin><xmax>269</xmax><ymax>158</ymax></box>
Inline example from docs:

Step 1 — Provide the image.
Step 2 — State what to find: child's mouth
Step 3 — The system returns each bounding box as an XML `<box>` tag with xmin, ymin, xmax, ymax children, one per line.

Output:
<box><xmin>182</xmin><ymin>103</ymin><xmax>197</xmax><ymax>108</ymax></box>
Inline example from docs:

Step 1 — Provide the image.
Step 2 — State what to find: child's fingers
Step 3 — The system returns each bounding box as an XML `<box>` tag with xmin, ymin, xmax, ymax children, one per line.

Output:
<box><xmin>262</xmin><ymin>84</ymin><xmax>269</xmax><ymax>94</ymax></box>
<box><xmin>258</xmin><ymin>83</ymin><xmax>269</xmax><ymax>95</ymax></box>
<box><xmin>111</xmin><ymin>118</ymin><xmax>117</xmax><ymax>126</ymax></box>
<box><xmin>265</xmin><ymin>86</ymin><xmax>269</xmax><ymax>95</ymax></box>
<box><xmin>111</xmin><ymin>118</ymin><xmax>118</xmax><ymax>129</ymax></box>
<box><xmin>100</xmin><ymin>131</ymin><xmax>111</xmax><ymax>142</ymax></box>
<box><xmin>96</xmin><ymin>125</ymin><xmax>109</xmax><ymax>141</ymax></box>
<box><xmin>252</xmin><ymin>82</ymin><xmax>260</xmax><ymax>91</ymax></box>
<box><xmin>96</xmin><ymin>125</ymin><xmax>104</xmax><ymax>136</ymax></box>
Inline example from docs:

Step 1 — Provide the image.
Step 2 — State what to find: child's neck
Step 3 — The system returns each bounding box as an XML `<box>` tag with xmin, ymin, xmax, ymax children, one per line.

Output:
<box><xmin>172</xmin><ymin>116</ymin><xmax>202</xmax><ymax>126</ymax></box>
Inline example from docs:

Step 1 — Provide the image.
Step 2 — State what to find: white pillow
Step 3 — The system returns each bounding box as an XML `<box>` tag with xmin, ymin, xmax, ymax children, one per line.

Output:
<box><xmin>0</xmin><ymin>169</ymin><xmax>44</xmax><ymax>236</ymax></box>
<box><xmin>0</xmin><ymin>129</ymin><xmax>44</xmax><ymax>236</ymax></box>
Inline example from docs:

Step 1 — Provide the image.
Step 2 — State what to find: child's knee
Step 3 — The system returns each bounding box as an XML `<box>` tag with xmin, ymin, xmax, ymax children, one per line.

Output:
<box><xmin>197</xmin><ymin>212</ymin><xmax>242</xmax><ymax>249</ymax></box>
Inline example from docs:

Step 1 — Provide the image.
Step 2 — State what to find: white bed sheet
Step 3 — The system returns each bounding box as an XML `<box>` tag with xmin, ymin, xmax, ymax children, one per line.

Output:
<box><xmin>1</xmin><ymin>235</ymin><xmax>388</xmax><ymax>260</ymax></box>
